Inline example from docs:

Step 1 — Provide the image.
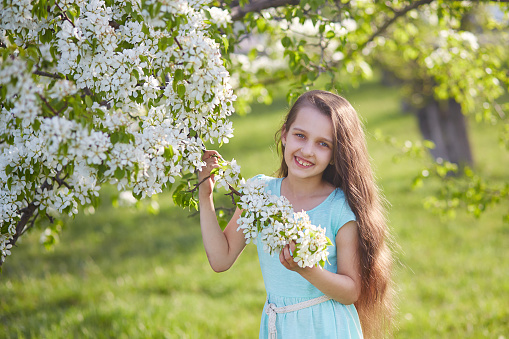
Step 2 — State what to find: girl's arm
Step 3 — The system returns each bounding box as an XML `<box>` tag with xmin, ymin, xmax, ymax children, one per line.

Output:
<box><xmin>279</xmin><ymin>221</ymin><xmax>362</xmax><ymax>305</ymax></box>
<box><xmin>198</xmin><ymin>150</ymin><xmax>247</xmax><ymax>272</ymax></box>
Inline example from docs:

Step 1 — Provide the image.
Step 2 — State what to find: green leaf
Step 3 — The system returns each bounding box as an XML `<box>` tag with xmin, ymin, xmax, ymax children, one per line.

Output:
<box><xmin>174</xmin><ymin>68</ymin><xmax>184</xmax><ymax>82</ymax></box>
<box><xmin>85</xmin><ymin>95</ymin><xmax>93</xmax><ymax>108</ymax></box>
<box><xmin>177</xmin><ymin>84</ymin><xmax>186</xmax><ymax>99</ymax></box>
<box><xmin>163</xmin><ymin>146</ymin><xmax>174</xmax><ymax>160</ymax></box>
<box><xmin>5</xmin><ymin>164</ymin><xmax>14</xmax><ymax>175</ymax></box>
<box><xmin>111</xmin><ymin>131</ymin><xmax>120</xmax><ymax>144</ymax></box>
<box><xmin>221</xmin><ymin>35</ymin><xmax>229</xmax><ymax>54</ymax></box>
<box><xmin>281</xmin><ymin>37</ymin><xmax>292</xmax><ymax>48</ymax></box>
<box><xmin>256</xmin><ymin>17</ymin><xmax>266</xmax><ymax>32</ymax></box>
<box><xmin>132</xmin><ymin>190</ymin><xmax>143</xmax><ymax>200</ymax></box>
<box><xmin>114</xmin><ymin>167</ymin><xmax>125</xmax><ymax>180</ymax></box>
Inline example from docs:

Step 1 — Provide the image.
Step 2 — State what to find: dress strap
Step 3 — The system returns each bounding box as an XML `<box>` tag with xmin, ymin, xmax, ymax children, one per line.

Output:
<box><xmin>265</xmin><ymin>295</ymin><xmax>331</xmax><ymax>339</ymax></box>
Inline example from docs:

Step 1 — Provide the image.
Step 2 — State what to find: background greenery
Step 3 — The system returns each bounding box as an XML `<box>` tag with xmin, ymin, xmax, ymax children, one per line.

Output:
<box><xmin>1</xmin><ymin>80</ymin><xmax>508</xmax><ymax>338</ymax></box>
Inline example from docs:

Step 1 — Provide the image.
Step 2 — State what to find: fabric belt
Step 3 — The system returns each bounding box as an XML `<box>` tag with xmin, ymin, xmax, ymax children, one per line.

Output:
<box><xmin>264</xmin><ymin>295</ymin><xmax>331</xmax><ymax>339</ymax></box>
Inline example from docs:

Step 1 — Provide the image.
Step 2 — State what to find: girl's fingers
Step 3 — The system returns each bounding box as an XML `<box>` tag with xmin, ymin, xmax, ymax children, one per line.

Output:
<box><xmin>202</xmin><ymin>150</ymin><xmax>221</xmax><ymax>161</ymax></box>
<box><xmin>198</xmin><ymin>150</ymin><xmax>221</xmax><ymax>180</ymax></box>
<box><xmin>289</xmin><ymin>241</ymin><xmax>296</xmax><ymax>256</ymax></box>
<box><xmin>279</xmin><ymin>244</ymin><xmax>297</xmax><ymax>270</ymax></box>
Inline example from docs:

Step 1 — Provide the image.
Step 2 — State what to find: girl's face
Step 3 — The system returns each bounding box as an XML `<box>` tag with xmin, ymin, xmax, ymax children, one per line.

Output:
<box><xmin>281</xmin><ymin>105</ymin><xmax>334</xmax><ymax>183</ymax></box>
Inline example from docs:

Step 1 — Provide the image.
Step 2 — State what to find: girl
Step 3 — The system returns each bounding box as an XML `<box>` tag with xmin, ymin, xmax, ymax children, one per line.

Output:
<box><xmin>198</xmin><ymin>90</ymin><xmax>394</xmax><ymax>338</ymax></box>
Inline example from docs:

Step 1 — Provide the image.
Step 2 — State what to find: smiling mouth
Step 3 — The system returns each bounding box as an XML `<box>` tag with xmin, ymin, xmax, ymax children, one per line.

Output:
<box><xmin>295</xmin><ymin>156</ymin><xmax>313</xmax><ymax>167</ymax></box>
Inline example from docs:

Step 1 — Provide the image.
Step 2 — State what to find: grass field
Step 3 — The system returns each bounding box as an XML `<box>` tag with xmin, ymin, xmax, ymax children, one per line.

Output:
<box><xmin>1</xmin><ymin>81</ymin><xmax>508</xmax><ymax>338</ymax></box>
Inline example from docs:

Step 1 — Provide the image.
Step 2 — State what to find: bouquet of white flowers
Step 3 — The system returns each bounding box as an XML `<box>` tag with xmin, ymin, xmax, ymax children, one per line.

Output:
<box><xmin>235</xmin><ymin>178</ymin><xmax>333</xmax><ymax>268</ymax></box>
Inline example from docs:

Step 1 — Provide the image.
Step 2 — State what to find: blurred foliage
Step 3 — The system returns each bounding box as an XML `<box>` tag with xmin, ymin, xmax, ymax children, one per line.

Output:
<box><xmin>215</xmin><ymin>0</ymin><xmax>509</xmax><ymax>221</ymax></box>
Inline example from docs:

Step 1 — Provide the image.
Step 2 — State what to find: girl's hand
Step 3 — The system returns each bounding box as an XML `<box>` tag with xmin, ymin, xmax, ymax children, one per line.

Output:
<box><xmin>280</xmin><ymin>241</ymin><xmax>310</xmax><ymax>273</ymax></box>
<box><xmin>198</xmin><ymin>150</ymin><xmax>221</xmax><ymax>196</ymax></box>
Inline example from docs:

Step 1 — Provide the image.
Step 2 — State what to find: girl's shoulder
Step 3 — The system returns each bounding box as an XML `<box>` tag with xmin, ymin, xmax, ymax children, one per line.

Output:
<box><xmin>329</xmin><ymin>188</ymin><xmax>357</xmax><ymax>233</ymax></box>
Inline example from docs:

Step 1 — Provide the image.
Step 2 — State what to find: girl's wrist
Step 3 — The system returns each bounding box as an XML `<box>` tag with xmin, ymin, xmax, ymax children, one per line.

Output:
<box><xmin>296</xmin><ymin>265</ymin><xmax>320</xmax><ymax>278</ymax></box>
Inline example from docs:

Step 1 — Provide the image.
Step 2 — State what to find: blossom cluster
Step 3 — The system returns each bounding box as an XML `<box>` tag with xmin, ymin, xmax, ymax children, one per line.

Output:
<box><xmin>0</xmin><ymin>0</ymin><xmax>239</xmax><ymax>264</ymax></box>
<box><xmin>236</xmin><ymin>179</ymin><xmax>332</xmax><ymax>268</ymax></box>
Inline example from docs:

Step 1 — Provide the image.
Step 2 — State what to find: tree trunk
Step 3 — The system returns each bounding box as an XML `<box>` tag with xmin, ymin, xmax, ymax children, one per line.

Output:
<box><xmin>416</xmin><ymin>98</ymin><xmax>474</xmax><ymax>167</ymax></box>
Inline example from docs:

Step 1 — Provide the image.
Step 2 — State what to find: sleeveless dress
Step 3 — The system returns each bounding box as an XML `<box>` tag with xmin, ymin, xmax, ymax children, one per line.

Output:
<box><xmin>252</xmin><ymin>175</ymin><xmax>363</xmax><ymax>339</ymax></box>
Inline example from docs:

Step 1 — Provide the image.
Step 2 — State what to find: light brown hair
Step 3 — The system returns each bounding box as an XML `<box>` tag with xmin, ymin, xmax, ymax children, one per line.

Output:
<box><xmin>276</xmin><ymin>90</ymin><xmax>395</xmax><ymax>338</ymax></box>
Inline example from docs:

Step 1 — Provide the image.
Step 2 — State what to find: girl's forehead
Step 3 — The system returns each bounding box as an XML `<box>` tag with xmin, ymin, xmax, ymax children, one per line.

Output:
<box><xmin>289</xmin><ymin>106</ymin><xmax>333</xmax><ymax>138</ymax></box>
<box><xmin>291</xmin><ymin>105</ymin><xmax>332</xmax><ymax>125</ymax></box>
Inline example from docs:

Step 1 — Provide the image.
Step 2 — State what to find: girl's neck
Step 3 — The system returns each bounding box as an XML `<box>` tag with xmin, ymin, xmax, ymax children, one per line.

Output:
<box><xmin>281</xmin><ymin>175</ymin><xmax>334</xmax><ymax>201</ymax></box>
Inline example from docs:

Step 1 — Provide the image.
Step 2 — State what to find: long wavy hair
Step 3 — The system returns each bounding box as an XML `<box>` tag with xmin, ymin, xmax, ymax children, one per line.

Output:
<box><xmin>275</xmin><ymin>90</ymin><xmax>395</xmax><ymax>338</ymax></box>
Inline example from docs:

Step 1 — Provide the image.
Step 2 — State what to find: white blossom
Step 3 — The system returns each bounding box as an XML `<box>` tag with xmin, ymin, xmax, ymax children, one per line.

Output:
<box><xmin>236</xmin><ymin>180</ymin><xmax>332</xmax><ymax>268</ymax></box>
<box><xmin>0</xmin><ymin>0</ymin><xmax>237</xmax><ymax>263</ymax></box>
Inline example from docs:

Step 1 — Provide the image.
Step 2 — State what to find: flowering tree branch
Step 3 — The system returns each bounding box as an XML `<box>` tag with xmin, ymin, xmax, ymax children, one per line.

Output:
<box><xmin>33</xmin><ymin>70</ymin><xmax>65</xmax><ymax>79</ymax></box>
<box><xmin>0</xmin><ymin>0</ymin><xmax>238</xmax><ymax>266</ymax></box>
<box><xmin>230</xmin><ymin>0</ymin><xmax>301</xmax><ymax>20</ymax></box>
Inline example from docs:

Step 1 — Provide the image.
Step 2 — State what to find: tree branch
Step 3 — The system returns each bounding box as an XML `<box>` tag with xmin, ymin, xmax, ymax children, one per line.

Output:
<box><xmin>0</xmin><ymin>181</ymin><xmax>52</xmax><ymax>268</ymax></box>
<box><xmin>230</xmin><ymin>0</ymin><xmax>300</xmax><ymax>21</ymax></box>
<box><xmin>360</xmin><ymin>0</ymin><xmax>434</xmax><ymax>52</ymax></box>
<box><xmin>33</xmin><ymin>70</ymin><xmax>65</xmax><ymax>79</ymax></box>
<box><xmin>225</xmin><ymin>183</ymin><xmax>242</xmax><ymax>205</ymax></box>
<box><xmin>38</xmin><ymin>93</ymin><xmax>59</xmax><ymax>116</ymax></box>
<box><xmin>54</xmin><ymin>2</ymin><xmax>76</xmax><ymax>28</ymax></box>
<box><xmin>187</xmin><ymin>175</ymin><xmax>212</xmax><ymax>195</ymax></box>
<box><xmin>54</xmin><ymin>171</ymin><xmax>71</xmax><ymax>189</ymax></box>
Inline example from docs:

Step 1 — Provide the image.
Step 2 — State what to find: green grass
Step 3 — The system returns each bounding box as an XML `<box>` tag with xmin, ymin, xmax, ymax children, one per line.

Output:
<box><xmin>1</xmin><ymin>81</ymin><xmax>508</xmax><ymax>338</ymax></box>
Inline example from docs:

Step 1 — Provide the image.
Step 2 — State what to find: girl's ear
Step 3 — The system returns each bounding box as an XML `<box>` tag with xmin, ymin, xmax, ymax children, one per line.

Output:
<box><xmin>281</xmin><ymin>125</ymin><xmax>287</xmax><ymax>145</ymax></box>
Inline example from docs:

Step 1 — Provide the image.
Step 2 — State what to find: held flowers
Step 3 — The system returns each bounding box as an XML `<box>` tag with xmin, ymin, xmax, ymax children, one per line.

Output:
<box><xmin>236</xmin><ymin>178</ymin><xmax>332</xmax><ymax>268</ymax></box>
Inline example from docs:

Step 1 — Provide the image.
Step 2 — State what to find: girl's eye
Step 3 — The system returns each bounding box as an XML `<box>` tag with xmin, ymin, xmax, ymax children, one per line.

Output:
<box><xmin>320</xmin><ymin>142</ymin><xmax>330</xmax><ymax>148</ymax></box>
<box><xmin>295</xmin><ymin>133</ymin><xmax>305</xmax><ymax>138</ymax></box>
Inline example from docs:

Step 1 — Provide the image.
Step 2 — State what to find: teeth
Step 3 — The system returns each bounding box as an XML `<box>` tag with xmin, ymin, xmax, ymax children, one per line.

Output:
<box><xmin>296</xmin><ymin>157</ymin><xmax>312</xmax><ymax>167</ymax></box>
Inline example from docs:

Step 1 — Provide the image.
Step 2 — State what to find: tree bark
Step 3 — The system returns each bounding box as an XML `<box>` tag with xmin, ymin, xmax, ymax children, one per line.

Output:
<box><xmin>416</xmin><ymin>98</ymin><xmax>474</xmax><ymax>167</ymax></box>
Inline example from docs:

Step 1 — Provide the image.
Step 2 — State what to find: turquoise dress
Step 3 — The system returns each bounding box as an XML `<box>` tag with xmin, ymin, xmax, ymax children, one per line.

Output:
<box><xmin>252</xmin><ymin>175</ymin><xmax>363</xmax><ymax>339</ymax></box>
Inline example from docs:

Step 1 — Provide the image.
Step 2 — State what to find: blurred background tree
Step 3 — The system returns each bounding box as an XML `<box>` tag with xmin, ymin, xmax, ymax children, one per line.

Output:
<box><xmin>217</xmin><ymin>0</ymin><xmax>509</xmax><ymax>220</ymax></box>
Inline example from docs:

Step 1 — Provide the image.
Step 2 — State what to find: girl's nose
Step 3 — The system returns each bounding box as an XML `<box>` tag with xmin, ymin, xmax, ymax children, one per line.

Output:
<box><xmin>301</xmin><ymin>141</ymin><xmax>314</xmax><ymax>157</ymax></box>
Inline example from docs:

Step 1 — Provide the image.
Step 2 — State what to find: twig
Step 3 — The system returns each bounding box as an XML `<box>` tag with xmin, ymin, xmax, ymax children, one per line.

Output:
<box><xmin>33</xmin><ymin>70</ymin><xmax>65</xmax><ymax>79</ymax></box>
<box><xmin>54</xmin><ymin>171</ymin><xmax>71</xmax><ymax>189</ymax></box>
<box><xmin>174</xmin><ymin>36</ymin><xmax>183</xmax><ymax>50</ymax></box>
<box><xmin>54</xmin><ymin>2</ymin><xmax>76</xmax><ymax>28</ymax></box>
<box><xmin>349</xmin><ymin>0</ymin><xmax>433</xmax><ymax>58</ymax></box>
<box><xmin>225</xmin><ymin>183</ymin><xmax>242</xmax><ymax>205</ymax></box>
<box><xmin>56</xmin><ymin>103</ymin><xmax>69</xmax><ymax>116</ymax></box>
<box><xmin>187</xmin><ymin>175</ymin><xmax>212</xmax><ymax>194</ymax></box>
<box><xmin>230</xmin><ymin>0</ymin><xmax>301</xmax><ymax>21</ymax></box>
<box><xmin>38</xmin><ymin>93</ymin><xmax>59</xmax><ymax>116</ymax></box>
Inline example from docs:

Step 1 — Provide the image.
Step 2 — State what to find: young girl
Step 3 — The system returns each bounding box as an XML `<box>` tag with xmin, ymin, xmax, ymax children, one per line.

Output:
<box><xmin>198</xmin><ymin>90</ymin><xmax>394</xmax><ymax>338</ymax></box>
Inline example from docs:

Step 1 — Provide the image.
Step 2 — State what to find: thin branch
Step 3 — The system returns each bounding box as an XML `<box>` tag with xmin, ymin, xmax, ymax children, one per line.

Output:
<box><xmin>54</xmin><ymin>171</ymin><xmax>71</xmax><ymax>189</ymax></box>
<box><xmin>187</xmin><ymin>175</ymin><xmax>212</xmax><ymax>195</ymax></box>
<box><xmin>33</xmin><ymin>70</ymin><xmax>65</xmax><ymax>79</ymax></box>
<box><xmin>54</xmin><ymin>2</ymin><xmax>76</xmax><ymax>28</ymax></box>
<box><xmin>230</xmin><ymin>0</ymin><xmax>301</xmax><ymax>21</ymax></box>
<box><xmin>38</xmin><ymin>93</ymin><xmax>59</xmax><ymax>116</ymax></box>
<box><xmin>225</xmin><ymin>183</ymin><xmax>242</xmax><ymax>205</ymax></box>
<box><xmin>358</xmin><ymin>0</ymin><xmax>433</xmax><ymax>53</ymax></box>
<box><xmin>174</xmin><ymin>36</ymin><xmax>183</xmax><ymax>50</ymax></box>
<box><xmin>56</xmin><ymin>103</ymin><xmax>69</xmax><ymax>116</ymax></box>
